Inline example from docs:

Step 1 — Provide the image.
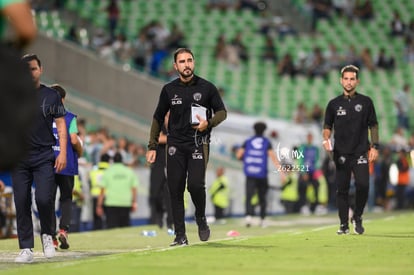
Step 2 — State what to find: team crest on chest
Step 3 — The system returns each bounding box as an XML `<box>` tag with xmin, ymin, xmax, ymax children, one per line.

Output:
<box><xmin>354</xmin><ymin>104</ymin><xmax>362</xmax><ymax>112</ymax></box>
<box><xmin>193</xmin><ymin>92</ymin><xmax>202</xmax><ymax>101</ymax></box>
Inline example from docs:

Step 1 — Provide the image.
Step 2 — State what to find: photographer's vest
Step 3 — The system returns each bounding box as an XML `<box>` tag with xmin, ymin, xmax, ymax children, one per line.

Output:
<box><xmin>52</xmin><ymin>111</ymin><xmax>78</xmax><ymax>175</ymax></box>
<box><xmin>243</xmin><ymin>136</ymin><xmax>269</xmax><ymax>179</ymax></box>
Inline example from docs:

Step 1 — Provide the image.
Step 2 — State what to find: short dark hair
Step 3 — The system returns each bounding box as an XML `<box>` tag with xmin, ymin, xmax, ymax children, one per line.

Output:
<box><xmin>254</xmin><ymin>121</ymin><xmax>267</xmax><ymax>136</ymax></box>
<box><xmin>100</xmin><ymin>153</ymin><xmax>111</xmax><ymax>162</ymax></box>
<box><xmin>21</xmin><ymin>53</ymin><xmax>41</xmax><ymax>67</ymax></box>
<box><xmin>340</xmin><ymin>64</ymin><xmax>359</xmax><ymax>79</ymax></box>
<box><xmin>113</xmin><ymin>152</ymin><xmax>123</xmax><ymax>163</ymax></box>
<box><xmin>50</xmin><ymin>84</ymin><xmax>66</xmax><ymax>99</ymax></box>
<box><xmin>173</xmin><ymin>48</ymin><xmax>194</xmax><ymax>62</ymax></box>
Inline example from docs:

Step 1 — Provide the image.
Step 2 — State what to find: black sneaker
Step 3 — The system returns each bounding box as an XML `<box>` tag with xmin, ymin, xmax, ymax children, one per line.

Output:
<box><xmin>336</xmin><ymin>224</ymin><xmax>350</xmax><ymax>235</ymax></box>
<box><xmin>170</xmin><ymin>235</ymin><xmax>189</xmax><ymax>246</ymax></box>
<box><xmin>351</xmin><ymin>216</ymin><xmax>365</xmax><ymax>235</ymax></box>
<box><xmin>196</xmin><ymin>217</ymin><xmax>210</xmax><ymax>242</ymax></box>
<box><xmin>57</xmin><ymin>229</ymin><xmax>70</xmax><ymax>249</ymax></box>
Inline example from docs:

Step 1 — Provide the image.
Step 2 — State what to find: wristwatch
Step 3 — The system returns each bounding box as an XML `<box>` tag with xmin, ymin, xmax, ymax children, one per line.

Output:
<box><xmin>371</xmin><ymin>143</ymin><xmax>379</xmax><ymax>150</ymax></box>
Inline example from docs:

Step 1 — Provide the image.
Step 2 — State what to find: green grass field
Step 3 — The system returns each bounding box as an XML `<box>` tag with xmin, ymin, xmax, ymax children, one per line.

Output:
<box><xmin>1</xmin><ymin>211</ymin><xmax>413</xmax><ymax>274</ymax></box>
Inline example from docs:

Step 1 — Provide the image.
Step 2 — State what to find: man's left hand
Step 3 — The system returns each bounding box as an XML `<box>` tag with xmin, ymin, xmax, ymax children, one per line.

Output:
<box><xmin>368</xmin><ymin>147</ymin><xmax>378</xmax><ymax>162</ymax></box>
<box><xmin>192</xmin><ymin>114</ymin><xmax>208</xmax><ymax>132</ymax></box>
<box><xmin>55</xmin><ymin>154</ymin><xmax>67</xmax><ymax>173</ymax></box>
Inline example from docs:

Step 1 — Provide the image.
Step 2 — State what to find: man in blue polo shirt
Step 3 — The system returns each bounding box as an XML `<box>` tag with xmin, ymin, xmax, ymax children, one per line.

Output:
<box><xmin>12</xmin><ymin>54</ymin><xmax>67</xmax><ymax>263</ymax></box>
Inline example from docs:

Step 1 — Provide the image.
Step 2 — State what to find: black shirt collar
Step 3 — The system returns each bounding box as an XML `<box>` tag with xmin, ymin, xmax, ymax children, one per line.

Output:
<box><xmin>342</xmin><ymin>91</ymin><xmax>358</xmax><ymax>99</ymax></box>
<box><xmin>178</xmin><ymin>75</ymin><xmax>197</xmax><ymax>86</ymax></box>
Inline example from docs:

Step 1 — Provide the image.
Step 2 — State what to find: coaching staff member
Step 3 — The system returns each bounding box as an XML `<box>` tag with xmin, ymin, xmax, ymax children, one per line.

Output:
<box><xmin>146</xmin><ymin>48</ymin><xmax>227</xmax><ymax>246</ymax></box>
<box><xmin>322</xmin><ymin>65</ymin><xmax>379</xmax><ymax>235</ymax></box>
<box><xmin>13</xmin><ymin>54</ymin><xmax>67</xmax><ymax>263</ymax></box>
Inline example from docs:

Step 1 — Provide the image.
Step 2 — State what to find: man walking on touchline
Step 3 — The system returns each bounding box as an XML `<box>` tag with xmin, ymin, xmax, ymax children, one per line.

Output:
<box><xmin>322</xmin><ymin>65</ymin><xmax>379</xmax><ymax>235</ymax></box>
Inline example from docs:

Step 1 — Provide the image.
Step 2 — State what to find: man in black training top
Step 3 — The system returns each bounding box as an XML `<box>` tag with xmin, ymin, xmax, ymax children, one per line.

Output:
<box><xmin>146</xmin><ymin>48</ymin><xmax>227</xmax><ymax>246</ymax></box>
<box><xmin>322</xmin><ymin>65</ymin><xmax>379</xmax><ymax>235</ymax></box>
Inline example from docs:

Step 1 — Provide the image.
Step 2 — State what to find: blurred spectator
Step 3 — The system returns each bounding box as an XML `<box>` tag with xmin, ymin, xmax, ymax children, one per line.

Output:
<box><xmin>390</xmin><ymin>127</ymin><xmax>409</xmax><ymax>152</ymax></box>
<box><xmin>359</xmin><ymin>47</ymin><xmax>375</xmax><ymax>71</ymax></box>
<box><xmin>375</xmin><ymin>47</ymin><xmax>395</xmax><ymax>70</ymax></box>
<box><xmin>395</xmin><ymin>149</ymin><xmax>410</xmax><ymax>209</ymax></box>
<box><xmin>116</xmin><ymin>137</ymin><xmax>129</xmax><ymax>163</ymax></box>
<box><xmin>147</xmin><ymin>20</ymin><xmax>170</xmax><ymax>76</ymax></box>
<box><xmin>332</xmin><ymin>0</ymin><xmax>355</xmax><ymax>20</ymax></box>
<box><xmin>132</xmin><ymin>31</ymin><xmax>152</xmax><ymax>71</ymax></box>
<box><xmin>214</xmin><ymin>34</ymin><xmax>241</xmax><ymax>69</ymax></box>
<box><xmin>374</xmin><ymin>146</ymin><xmax>392</xmax><ymax>211</ymax></box>
<box><xmin>343</xmin><ymin>44</ymin><xmax>361</xmax><ymax>67</ymax></box>
<box><xmin>206</xmin><ymin>0</ymin><xmax>236</xmax><ymax>11</ymax></box>
<box><xmin>324</xmin><ymin>42</ymin><xmax>344</xmax><ymax>70</ymax></box>
<box><xmin>208</xmin><ymin>167</ymin><xmax>230</xmax><ymax>223</ymax></box>
<box><xmin>353</xmin><ymin>0</ymin><xmax>374</xmax><ymax>21</ymax></box>
<box><xmin>166</xmin><ymin>22</ymin><xmax>186</xmax><ymax>52</ymax></box>
<box><xmin>89</xmin><ymin>153</ymin><xmax>110</xmax><ymax>230</ymax></box>
<box><xmin>321</xmin><ymin>154</ymin><xmax>336</xmax><ymax>209</ymax></box>
<box><xmin>404</xmin><ymin>19</ymin><xmax>414</xmax><ymax>42</ymax></box>
<box><xmin>237</xmin><ymin>0</ymin><xmax>268</xmax><ymax>13</ymax></box>
<box><xmin>99</xmin><ymin>39</ymin><xmax>116</xmax><ymax>63</ymax></box>
<box><xmin>105</xmin><ymin>0</ymin><xmax>120</xmax><ymax>41</ymax></box>
<box><xmin>261</xmin><ymin>35</ymin><xmax>278</xmax><ymax>62</ymax></box>
<box><xmin>306</xmin><ymin>46</ymin><xmax>329</xmax><ymax>79</ymax></box>
<box><xmin>394</xmin><ymin>83</ymin><xmax>411</xmax><ymax>130</ymax></box>
<box><xmin>277</xmin><ymin>53</ymin><xmax>297</xmax><ymax>77</ymax></box>
<box><xmin>280</xmin><ymin>165</ymin><xmax>299</xmax><ymax>214</ymax></box>
<box><xmin>112</xmin><ymin>33</ymin><xmax>132</xmax><ymax>64</ymax></box>
<box><xmin>66</xmin><ymin>24</ymin><xmax>79</xmax><ymax>44</ymax></box>
<box><xmin>404</xmin><ymin>37</ymin><xmax>414</xmax><ymax>63</ymax></box>
<box><xmin>230</xmin><ymin>32</ymin><xmax>249</xmax><ymax>62</ymax></box>
<box><xmin>91</xmin><ymin>28</ymin><xmax>108</xmax><ymax>52</ymax></box>
<box><xmin>389</xmin><ymin>10</ymin><xmax>405</xmax><ymax>37</ymax></box>
<box><xmin>214</xmin><ymin>34</ymin><xmax>228</xmax><ymax>60</ymax></box>
<box><xmin>259</xmin><ymin>16</ymin><xmax>297</xmax><ymax>41</ymax></box>
<box><xmin>293</xmin><ymin>102</ymin><xmax>308</xmax><ymax>123</ymax></box>
<box><xmin>99</xmin><ymin>129</ymin><xmax>116</xmax><ymax>158</ymax></box>
<box><xmin>309</xmin><ymin>0</ymin><xmax>333</xmax><ymax>33</ymax></box>
<box><xmin>310</xmin><ymin>103</ymin><xmax>324</xmax><ymax>126</ymax></box>
<box><xmin>297</xmin><ymin>133</ymin><xmax>321</xmax><ymax>214</ymax></box>
<box><xmin>70</xmin><ymin>175</ymin><xmax>84</xmax><ymax>232</ymax></box>
<box><xmin>84</xmin><ymin>130</ymin><xmax>101</xmax><ymax>166</ymax></box>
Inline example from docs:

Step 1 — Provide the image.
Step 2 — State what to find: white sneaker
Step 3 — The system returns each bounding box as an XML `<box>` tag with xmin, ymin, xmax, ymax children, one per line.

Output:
<box><xmin>245</xmin><ymin>215</ymin><xmax>252</xmax><ymax>227</ymax></box>
<box><xmin>15</xmin><ymin>248</ymin><xmax>34</xmax><ymax>263</ymax></box>
<box><xmin>42</xmin><ymin>234</ymin><xmax>55</xmax><ymax>258</ymax></box>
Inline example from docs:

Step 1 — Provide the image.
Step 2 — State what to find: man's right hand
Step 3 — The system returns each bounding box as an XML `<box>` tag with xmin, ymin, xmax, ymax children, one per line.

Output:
<box><xmin>146</xmin><ymin>150</ymin><xmax>156</xmax><ymax>163</ymax></box>
<box><xmin>322</xmin><ymin>139</ymin><xmax>333</xmax><ymax>151</ymax></box>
